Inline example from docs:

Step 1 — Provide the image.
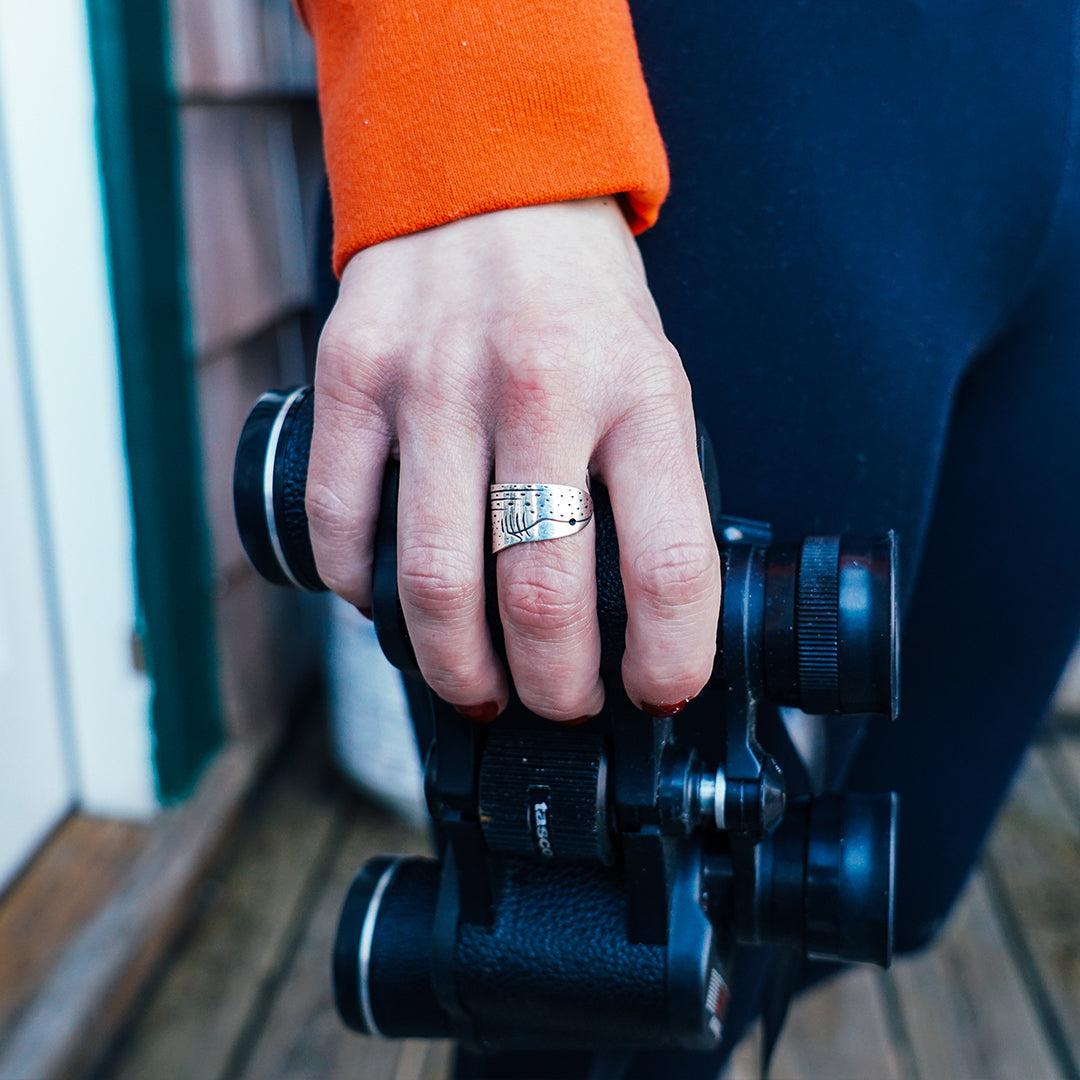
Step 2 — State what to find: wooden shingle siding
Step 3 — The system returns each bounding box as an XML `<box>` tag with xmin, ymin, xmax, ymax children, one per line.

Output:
<box><xmin>170</xmin><ymin>0</ymin><xmax>315</xmax><ymax>96</ymax></box>
<box><xmin>171</xmin><ymin>0</ymin><xmax>325</xmax><ymax>743</ymax></box>
<box><xmin>196</xmin><ymin>320</ymin><xmax>309</xmax><ymax>576</ymax></box>
<box><xmin>181</xmin><ymin>106</ymin><xmax>312</xmax><ymax>354</ymax></box>
<box><xmin>215</xmin><ymin>571</ymin><xmax>325</xmax><ymax>740</ymax></box>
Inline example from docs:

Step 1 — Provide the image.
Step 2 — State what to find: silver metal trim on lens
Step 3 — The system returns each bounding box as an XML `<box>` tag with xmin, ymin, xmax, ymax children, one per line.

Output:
<box><xmin>713</xmin><ymin>769</ymin><xmax>727</xmax><ymax>829</ymax></box>
<box><xmin>696</xmin><ymin>766</ymin><xmax>727</xmax><ymax>830</ymax></box>
<box><xmin>261</xmin><ymin>387</ymin><xmax>307</xmax><ymax>589</ymax></box>
<box><xmin>358</xmin><ymin>858</ymin><xmax>404</xmax><ymax>1038</ymax></box>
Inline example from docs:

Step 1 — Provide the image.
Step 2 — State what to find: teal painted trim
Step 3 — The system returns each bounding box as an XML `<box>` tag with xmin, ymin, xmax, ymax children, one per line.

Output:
<box><xmin>85</xmin><ymin>0</ymin><xmax>223</xmax><ymax>801</ymax></box>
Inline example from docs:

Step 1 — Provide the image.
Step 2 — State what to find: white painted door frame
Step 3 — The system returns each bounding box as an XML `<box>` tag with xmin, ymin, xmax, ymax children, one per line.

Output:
<box><xmin>0</xmin><ymin>0</ymin><xmax>156</xmax><ymax>876</ymax></box>
<box><xmin>0</xmin><ymin>139</ymin><xmax>75</xmax><ymax>893</ymax></box>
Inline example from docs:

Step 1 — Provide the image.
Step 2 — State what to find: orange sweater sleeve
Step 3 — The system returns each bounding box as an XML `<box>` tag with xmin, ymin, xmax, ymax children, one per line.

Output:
<box><xmin>295</xmin><ymin>0</ymin><xmax>669</xmax><ymax>275</ymax></box>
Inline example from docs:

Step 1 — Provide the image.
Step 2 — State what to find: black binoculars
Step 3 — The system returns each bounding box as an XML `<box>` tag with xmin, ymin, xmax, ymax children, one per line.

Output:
<box><xmin>234</xmin><ymin>385</ymin><xmax>899</xmax><ymax>1053</ymax></box>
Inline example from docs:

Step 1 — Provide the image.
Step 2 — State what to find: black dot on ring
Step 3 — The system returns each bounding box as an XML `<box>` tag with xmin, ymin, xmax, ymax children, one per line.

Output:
<box><xmin>569</xmin><ymin>519</ymin><xmax>576</xmax><ymax>526</ymax></box>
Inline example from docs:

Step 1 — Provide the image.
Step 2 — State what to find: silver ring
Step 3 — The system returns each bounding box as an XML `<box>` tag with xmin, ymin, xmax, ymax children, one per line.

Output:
<box><xmin>490</xmin><ymin>483</ymin><xmax>594</xmax><ymax>554</ymax></box>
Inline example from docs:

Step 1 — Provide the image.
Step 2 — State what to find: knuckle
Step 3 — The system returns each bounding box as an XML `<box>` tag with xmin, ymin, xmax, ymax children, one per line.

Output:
<box><xmin>500</xmin><ymin>564</ymin><xmax>591</xmax><ymax>636</ymax></box>
<box><xmin>397</xmin><ymin>544</ymin><xmax>493</xmax><ymax>702</ymax></box>
<box><xmin>316</xmin><ymin>324</ymin><xmax>395</xmax><ymax>404</ymax></box>
<box><xmin>418</xmin><ymin>654</ymin><xmax>491</xmax><ymax>704</ymax></box>
<box><xmin>403</xmin><ymin>367</ymin><xmax>485</xmax><ymax>433</ymax></box>
<box><xmin>632</xmin><ymin>541</ymin><xmax>719</xmax><ymax>612</ymax></box>
<box><xmin>317</xmin><ymin>322</ymin><xmax>367</xmax><ymax>371</ymax></box>
<box><xmin>398</xmin><ymin>543</ymin><xmax>481</xmax><ymax>617</ymax></box>
<box><xmin>305</xmin><ymin>508</ymin><xmax>368</xmax><ymax>599</ymax></box>
<box><xmin>305</xmin><ymin>480</ymin><xmax>352</xmax><ymax>537</ymax></box>
<box><xmin>617</xmin><ymin>343</ymin><xmax>692</xmax><ymax>409</ymax></box>
<box><xmin>502</xmin><ymin>365</ymin><xmax>578</xmax><ymax>430</ymax></box>
<box><xmin>621</xmin><ymin>333</ymin><xmax>683</xmax><ymax>376</ymax></box>
<box><xmin>305</xmin><ymin>483</ymin><xmax>366</xmax><ymax>581</ymax></box>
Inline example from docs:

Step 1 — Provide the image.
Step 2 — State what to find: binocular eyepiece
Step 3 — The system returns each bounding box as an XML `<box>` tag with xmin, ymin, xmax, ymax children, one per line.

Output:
<box><xmin>234</xmin><ymin>386</ymin><xmax>900</xmax><ymax>1052</ymax></box>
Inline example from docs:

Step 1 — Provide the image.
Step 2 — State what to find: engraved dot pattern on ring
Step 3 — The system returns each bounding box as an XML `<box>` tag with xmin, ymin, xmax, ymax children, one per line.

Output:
<box><xmin>490</xmin><ymin>483</ymin><xmax>594</xmax><ymax>553</ymax></box>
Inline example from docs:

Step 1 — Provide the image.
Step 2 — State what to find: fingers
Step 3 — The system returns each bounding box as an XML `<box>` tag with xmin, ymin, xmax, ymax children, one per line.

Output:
<box><xmin>309</xmin><ymin>340</ymin><xmax>716</xmax><ymax>723</ymax></box>
<box><xmin>308</xmin><ymin>316</ymin><xmax>509</xmax><ymax>716</ymax></box>
<box><xmin>306</xmin><ymin>349</ymin><xmax>391</xmax><ymax>612</ymax></box>
<box><xmin>597</xmin><ymin>386</ymin><xmax>721</xmax><ymax>715</ymax></box>
<box><xmin>395</xmin><ymin>395</ymin><xmax>509</xmax><ymax>716</ymax></box>
<box><xmin>306</xmin><ymin>200</ymin><xmax>720</xmax><ymax>727</ymax></box>
<box><xmin>495</xmin><ymin>419</ymin><xmax>605</xmax><ymax>722</ymax></box>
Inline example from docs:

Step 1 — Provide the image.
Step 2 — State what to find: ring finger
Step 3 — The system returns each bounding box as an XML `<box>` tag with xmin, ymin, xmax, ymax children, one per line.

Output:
<box><xmin>494</xmin><ymin>430</ymin><xmax>604</xmax><ymax>722</ymax></box>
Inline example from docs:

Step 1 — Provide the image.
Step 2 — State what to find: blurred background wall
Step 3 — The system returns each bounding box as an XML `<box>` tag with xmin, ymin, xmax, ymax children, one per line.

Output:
<box><xmin>0</xmin><ymin>0</ymin><xmax>328</xmax><ymax>892</ymax></box>
<box><xmin>169</xmin><ymin>0</ymin><xmax>328</xmax><ymax>746</ymax></box>
<box><xmin>0</xmin><ymin>3</ymin><xmax>337</xmax><ymax>1069</ymax></box>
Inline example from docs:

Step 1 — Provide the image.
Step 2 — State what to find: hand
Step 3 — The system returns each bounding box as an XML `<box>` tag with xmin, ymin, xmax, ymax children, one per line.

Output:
<box><xmin>306</xmin><ymin>197</ymin><xmax>721</xmax><ymax>722</ymax></box>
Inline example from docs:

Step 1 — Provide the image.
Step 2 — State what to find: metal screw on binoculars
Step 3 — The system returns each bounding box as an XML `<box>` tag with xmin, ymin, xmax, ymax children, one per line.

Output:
<box><xmin>234</xmin><ymin>385</ymin><xmax>899</xmax><ymax>1052</ymax></box>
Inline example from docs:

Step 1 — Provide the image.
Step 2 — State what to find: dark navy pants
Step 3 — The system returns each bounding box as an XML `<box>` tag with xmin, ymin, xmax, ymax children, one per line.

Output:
<box><xmin>631</xmin><ymin>0</ymin><xmax>1080</xmax><ymax>944</ymax></box>
<box><xmin>457</xmin><ymin>2</ymin><xmax>1080</xmax><ymax>1076</ymax></box>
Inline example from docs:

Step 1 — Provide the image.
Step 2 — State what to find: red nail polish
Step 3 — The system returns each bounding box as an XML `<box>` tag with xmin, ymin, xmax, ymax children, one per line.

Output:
<box><xmin>562</xmin><ymin>715</ymin><xmax>592</xmax><ymax>727</ymax></box>
<box><xmin>354</xmin><ymin>606</ymin><xmax>373</xmax><ymax>621</ymax></box>
<box><xmin>641</xmin><ymin>697</ymin><xmax>693</xmax><ymax>718</ymax></box>
<box><xmin>455</xmin><ymin>701</ymin><xmax>500</xmax><ymax>724</ymax></box>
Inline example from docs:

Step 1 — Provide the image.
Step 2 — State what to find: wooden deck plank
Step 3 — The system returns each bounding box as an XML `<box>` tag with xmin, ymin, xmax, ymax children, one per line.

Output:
<box><xmin>0</xmin><ymin>816</ymin><xmax>148</xmax><ymax>1046</ymax></box>
<box><xmin>235</xmin><ymin>799</ymin><xmax>435</xmax><ymax>1080</ymax></box>
<box><xmin>109</xmin><ymin>761</ymin><xmax>347</xmax><ymax>1080</ymax></box>
<box><xmin>392</xmin><ymin>1039</ymin><xmax>454</xmax><ymax>1080</ymax></box>
<box><xmin>55</xmin><ymin>728</ymin><xmax>1080</xmax><ymax>1080</ymax></box>
<box><xmin>722</xmin><ymin>1021</ymin><xmax>761</xmax><ymax>1080</ymax></box>
<box><xmin>765</xmin><ymin>966</ymin><xmax>904</xmax><ymax>1080</ymax></box>
<box><xmin>0</xmin><ymin>734</ymin><xmax>275</xmax><ymax>1080</ymax></box>
<box><xmin>985</xmin><ymin>747</ymin><xmax>1080</xmax><ymax>1077</ymax></box>
<box><xmin>416</xmin><ymin>1040</ymin><xmax>453</xmax><ymax>1080</ymax></box>
<box><xmin>890</xmin><ymin>871</ymin><xmax>1063</xmax><ymax>1080</ymax></box>
<box><xmin>1046</xmin><ymin>738</ymin><xmax>1080</xmax><ymax>816</ymax></box>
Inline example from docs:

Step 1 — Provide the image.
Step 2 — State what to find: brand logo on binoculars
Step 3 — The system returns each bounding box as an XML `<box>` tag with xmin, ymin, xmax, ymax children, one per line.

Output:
<box><xmin>528</xmin><ymin>786</ymin><xmax>554</xmax><ymax>857</ymax></box>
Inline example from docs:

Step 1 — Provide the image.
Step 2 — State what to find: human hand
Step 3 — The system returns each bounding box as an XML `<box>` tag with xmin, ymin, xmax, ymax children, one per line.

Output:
<box><xmin>306</xmin><ymin>196</ymin><xmax>721</xmax><ymax>722</ymax></box>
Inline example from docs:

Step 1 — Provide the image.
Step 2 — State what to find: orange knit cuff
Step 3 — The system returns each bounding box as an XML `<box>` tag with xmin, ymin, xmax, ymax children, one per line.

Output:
<box><xmin>298</xmin><ymin>0</ymin><xmax>670</xmax><ymax>276</ymax></box>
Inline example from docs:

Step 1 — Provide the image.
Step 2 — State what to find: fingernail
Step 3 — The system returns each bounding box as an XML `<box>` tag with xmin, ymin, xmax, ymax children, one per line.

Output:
<box><xmin>455</xmin><ymin>701</ymin><xmax>500</xmax><ymax>724</ymax></box>
<box><xmin>354</xmin><ymin>605</ymin><xmax>373</xmax><ymax>621</ymax></box>
<box><xmin>562</xmin><ymin>715</ymin><xmax>592</xmax><ymax>727</ymax></box>
<box><xmin>641</xmin><ymin>697</ymin><xmax>693</xmax><ymax>718</ymax></box>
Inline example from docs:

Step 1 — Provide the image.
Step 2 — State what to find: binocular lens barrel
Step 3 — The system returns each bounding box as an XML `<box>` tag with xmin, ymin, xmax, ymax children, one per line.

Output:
<box><xmin>233</xmin><ymin>387</ymin><xmax>324</xmax><ymax>592</ymax></box>
<box><xmin>333</xmin><ymin>857</ymin><xmax>454</xmax><ymax>1040</ymax></box>
<box><xmin>762</xmin><ymin>536</ymin><xmax>898</xmax><ymax>718</ymax></box>
<box><xmin>334</xmin><ymin>856</ymin><xmax>699</xmax><ymax>1049</ymax></box>
<box><xmin>745</xmin><ymin>791</ymin><xmax>897</xmax><ymax>966</ymax></box>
